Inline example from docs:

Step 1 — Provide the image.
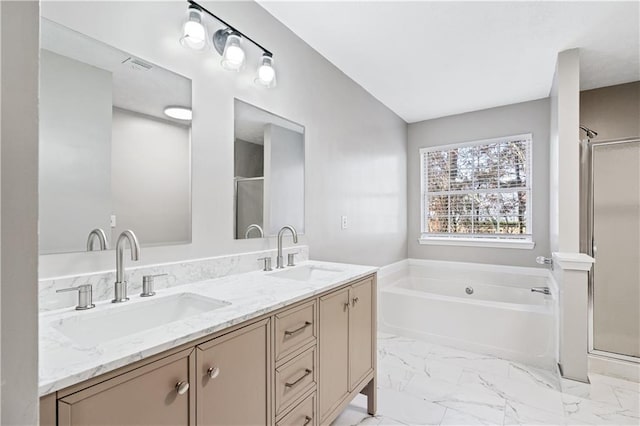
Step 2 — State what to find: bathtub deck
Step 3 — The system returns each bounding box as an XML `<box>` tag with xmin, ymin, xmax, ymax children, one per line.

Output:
<box><xmin>332</xmin><ymin>333</ymin><xmax>640</xmax><ymax>426</ymax></box>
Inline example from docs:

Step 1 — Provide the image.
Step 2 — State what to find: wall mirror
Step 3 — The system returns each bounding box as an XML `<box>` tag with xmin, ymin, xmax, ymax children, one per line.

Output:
<box><xmin>234</xmin><ymin>100</ymin><xmax>305</xmax><ymax>239</ymax></box>
<box><xmin>39</xmin><ymin>18</ymin><xmax>192</xmax><ymax>255</ymax></box>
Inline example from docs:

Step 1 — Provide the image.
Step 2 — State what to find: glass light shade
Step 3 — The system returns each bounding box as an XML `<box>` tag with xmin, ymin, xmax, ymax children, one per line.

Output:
<box><xmin>180</xmin><ymin>7</ymin><xmax>206</xmax><ymax>50</ymax></box>
<box><xmin>221</xmin><ymin>33</ymin><xmax>245</xmax><ymax>71</ymax></box>
<box><xmin>255</xmin><ymin>54</ymin><xmax>276</xmax><ymax>88</ymax></box>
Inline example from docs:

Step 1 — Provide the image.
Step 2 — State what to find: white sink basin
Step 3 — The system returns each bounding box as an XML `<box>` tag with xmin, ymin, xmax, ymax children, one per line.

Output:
<box><xmin>52</xmin><ymin>293</ymin><xmax>230</xmax><ymax>347</ymax></box>
<box><xmin>270</xmin><ymin>265</ymin><xmax>343</xmax><ymax>281</ymax></box>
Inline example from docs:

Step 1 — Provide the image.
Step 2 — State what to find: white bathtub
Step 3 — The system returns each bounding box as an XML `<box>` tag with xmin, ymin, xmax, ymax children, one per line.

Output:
<box><xmin>379</xmin><ymin>259</ymin><xmax>557</xmax><ymax>369</ymax></box>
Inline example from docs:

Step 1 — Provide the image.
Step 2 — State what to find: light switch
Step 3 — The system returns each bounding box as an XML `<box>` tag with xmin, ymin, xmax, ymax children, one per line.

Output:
<box><xmin>110</xmin><ymin>215</ymin><xmax>117</xmax><ymax>228</ymax></box>
<box><xmin>341</xmin><ymin>215</ymin><xmax>348</xmax><ymax>229</ymax></box>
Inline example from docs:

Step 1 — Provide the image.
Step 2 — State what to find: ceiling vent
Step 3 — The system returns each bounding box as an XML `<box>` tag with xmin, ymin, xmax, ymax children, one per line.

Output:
<box><xmin>122</xmin><ymin>57</ymin><xmax>153</xmax><ymax>71</ymax></box>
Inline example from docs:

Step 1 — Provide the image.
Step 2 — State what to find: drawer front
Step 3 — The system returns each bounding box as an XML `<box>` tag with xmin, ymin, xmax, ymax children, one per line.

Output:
<box><xmin>275</xmin><ymin>301</ymin><xmax>316</xmax><ymax>361</ymax></box>
<box><xmin>275</xmin><ymin>346</ymin><xmax>316</xmax><ymax>416</ymax></box>
<box><xmin>276</xmin><ymin>392</ymin><xmax>316</xmax><ymax>426</ymax></box>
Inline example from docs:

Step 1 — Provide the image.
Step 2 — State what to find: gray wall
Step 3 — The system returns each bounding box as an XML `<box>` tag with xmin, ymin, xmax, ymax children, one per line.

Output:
<box><xmin>39</xmin><ymin>50</ymin><xmax>113</xmax><ymax>254</ymax></box>
<box><xmin>265</xmin><ymin>124</ymin><xmax>305</xmax><ymax>235</ymax></box>
<box><xmin>580</xmin><ymin>81</ymin><xmax>640</xmax><ymax>141</ymax></box>
<box><xmin>39</xmin><ymin>1</ymin><xmax>407</xmax><ymax>278</ymax></box>
<box><xmin>234</xmin><ymin>139</ymin><xmax>264</xmax><ymax>178</ymax></box>
<box><xmin>1</xmin><ymin>1</ymin><xmax>40</xmax><ymax>423</ymax></box>
<box><xmin>408</xmin><ymin>98</ymin><xmax>550</xmax><ymax>267</ymax></box>
<box><xmin>111</xmin><ymin>108</ymin><xmax>191</xmax><ymax>246</ymax></box>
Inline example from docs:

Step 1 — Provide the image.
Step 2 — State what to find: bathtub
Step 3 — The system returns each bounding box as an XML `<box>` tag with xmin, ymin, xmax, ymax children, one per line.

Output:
<box><xmin>379</xmin><ymin>259</ymin><xmax>557</xmax><ymax>369</ymax></box>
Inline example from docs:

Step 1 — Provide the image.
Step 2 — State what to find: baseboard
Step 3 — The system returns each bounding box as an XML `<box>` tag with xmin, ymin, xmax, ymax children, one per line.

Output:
<box><xmin>589</xmin><ymin>353</ymin><xmax>640</xmax><ymax>382</ymax></box>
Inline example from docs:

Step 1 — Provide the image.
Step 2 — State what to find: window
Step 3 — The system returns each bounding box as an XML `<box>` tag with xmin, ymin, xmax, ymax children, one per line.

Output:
<box><xmin>420</xmin><ymin>134</ymin><xmax>534</xmax><ymax>248</ymax></box>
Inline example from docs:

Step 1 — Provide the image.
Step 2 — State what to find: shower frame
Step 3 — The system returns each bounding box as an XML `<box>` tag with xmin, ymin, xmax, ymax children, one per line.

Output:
<box><xmin>581</xmin><ymin>136</ymin><xmax>640</xmax><ymax>363</ymax></box>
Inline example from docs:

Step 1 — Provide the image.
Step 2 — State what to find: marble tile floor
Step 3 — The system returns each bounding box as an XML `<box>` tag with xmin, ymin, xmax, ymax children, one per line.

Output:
<box><xmin>332</xmin><ymin>333</ymin><xmax>640</xmax><ymax>426</ymax></box>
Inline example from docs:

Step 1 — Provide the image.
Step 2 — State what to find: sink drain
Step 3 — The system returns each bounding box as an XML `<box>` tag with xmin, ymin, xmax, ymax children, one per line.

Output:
<box><xmin>465</xmin><ymin>286</ymin><xmax>474</xmax><ymax>295</ymax></box>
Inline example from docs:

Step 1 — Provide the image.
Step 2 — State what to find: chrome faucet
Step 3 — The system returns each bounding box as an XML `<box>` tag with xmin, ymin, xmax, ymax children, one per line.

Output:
<box><xmin>112</xmin><ymin>230</ymin><xmax>140</xmax><ymax>303</ymax></box>
<box><xmin>276</xmin><ymin>225</ymin><xmax>298</xmax><ymax>269</ymax></box>
<box><xmin>245</xmin><ymin>224</ymin><xmax>264</xmax><ymax>239</ymax></box>
<box><xmin>86</xmin><ymin>228</ymin><xmax>109</xmax><ymax>251</ymax></box>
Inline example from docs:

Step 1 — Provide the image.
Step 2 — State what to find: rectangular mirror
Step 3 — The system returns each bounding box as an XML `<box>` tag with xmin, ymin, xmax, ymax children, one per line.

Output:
<box><xmin>39</xmin><ymin>19</ymin><xmax>192</xmax><ymax>255</ymax></box>
<box><xmin>234</xmin><ymin>100</ymin><xmax>305</xmax><ymax>239</ymax></box>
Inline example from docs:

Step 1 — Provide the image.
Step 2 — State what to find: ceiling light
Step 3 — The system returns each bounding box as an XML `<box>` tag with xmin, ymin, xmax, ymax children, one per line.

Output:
<box><xmin>164</xmin><ymin>106</ymin><xmax>192</xmax><ymax>121</ymax></box>
<box><xmin>255</xmin><ymin>53</ymin><xmax>276</xmax><ymax>88</ymax></box>
<box><xmin>220</xmin><ymin>32</ymin><xmax>245</xmax><ymax>71</ymax></box>
<box><xmin>180</xmin><ymin>6</ymin><xmax>206</xmax><ymax>50</ymax></box>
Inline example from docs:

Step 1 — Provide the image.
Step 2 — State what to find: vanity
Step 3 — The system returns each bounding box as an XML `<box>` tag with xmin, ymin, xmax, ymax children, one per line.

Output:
<box><xmin>39</xmin><ymin>262</ymin><xmax>377</xmax><ymax>425</ymax></box>
<box><xmin>37</xmin><ymin>4</ymin><xmax>375</xmax><ymax>425</ymax></box>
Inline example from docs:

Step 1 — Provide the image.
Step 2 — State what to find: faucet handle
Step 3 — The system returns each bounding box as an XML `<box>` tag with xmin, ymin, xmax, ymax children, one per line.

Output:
<box><xmin>257</xmin><ymin>257</ymin><xmax>273</xmax><ymax>272</ymax></box>
<box><xmin>57</xmin><ymin>284</ymin><xmax>95</xmax><ymax>310</ymax></box>
<box><xmin>287</xmin><ymin>252</ymin><xmax>298</xmax><ymax>267</ymax></box>
<box><xmin>141</xmin><ymin>274</ymin><xmax>167</xmax><ymax>297</ymax></box>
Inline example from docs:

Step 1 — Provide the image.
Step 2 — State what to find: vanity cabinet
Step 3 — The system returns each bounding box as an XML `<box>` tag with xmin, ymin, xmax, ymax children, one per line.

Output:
<box><xmin>319</xmin><ymin>276</ymin><xmax>375</xmax><ymax>422</ymax></box>
<box><xmin>57</xmin><ymin>348</ymin><xmax>195</xmax><ymax>426</ymax></box>
<box><xmin>197</xmin><ymin>318</ymin><xmax>270</xmax><ymax>425</ymax></box>
<box><xmin>41</xmin><ymin>273</ymin><xmax>376</xmax><ymax>426</ymax></box>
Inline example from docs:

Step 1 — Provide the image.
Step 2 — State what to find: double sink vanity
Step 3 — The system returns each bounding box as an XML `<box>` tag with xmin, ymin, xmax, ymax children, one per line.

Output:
<box><xmin>39</xmin><ymin>260</ymin><xmax>378</xmax><ymax>425</ymax></box>
<box><xmin>37</xmin><ymin>4</ymin><xmax>376</xmax><ymax>425</ymax></box>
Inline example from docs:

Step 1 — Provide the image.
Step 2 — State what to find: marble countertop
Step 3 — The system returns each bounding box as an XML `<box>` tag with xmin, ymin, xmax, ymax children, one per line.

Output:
<box><xmin>39</xmin><ymin>260</ymin><xmax>377</xmax><ymax>396</ymax></box>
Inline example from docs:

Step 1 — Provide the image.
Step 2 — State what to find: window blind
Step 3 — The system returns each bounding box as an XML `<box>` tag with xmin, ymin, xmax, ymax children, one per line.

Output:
<box><xmin>420</xmin><ymin>134</ymin><xmax>532</xmax><ymax>240</ymax></box>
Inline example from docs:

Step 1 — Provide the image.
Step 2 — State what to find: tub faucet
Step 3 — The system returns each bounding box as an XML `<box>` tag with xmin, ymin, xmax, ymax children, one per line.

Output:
<box><xmin>113</xmin><ymin>230</ymin><xmax>140</xmax><ymax>303</ymax></box>
<box><xmin>276</xmin><ymin>225</ymin><xmax>298</xmax><ymax>269</ymax></box>
<box><xmin>86</xmin><ymin>228</ymin><xmax>109</xmax><ymax>251</ymax></box>
<box><xmin>531</xmin><ymin>287</ymin><xmax>551</xmax><ymax>295</ymax></box>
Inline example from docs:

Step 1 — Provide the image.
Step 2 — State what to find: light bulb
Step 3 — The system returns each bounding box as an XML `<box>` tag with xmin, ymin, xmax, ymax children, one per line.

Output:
<box><xmin>221</xmin><ymin>33</ymin><xmax>245</xmax><ymax>71</ymax></box>
<box><xmin>255</xmin><ymin>54</ymin><xmax>276</xmax><ymax>88</ymax></box>
<box><xmin>180</xmin><ymin>6</ymin><xmax>206</xmax><ymax>50</ymax></box>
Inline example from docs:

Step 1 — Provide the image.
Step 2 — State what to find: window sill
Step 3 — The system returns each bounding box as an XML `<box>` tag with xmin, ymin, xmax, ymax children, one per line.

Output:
<box><xmin>418</xmin><ymin>237</ymin><xmax>535</xmax><ymax>250</ymax></box>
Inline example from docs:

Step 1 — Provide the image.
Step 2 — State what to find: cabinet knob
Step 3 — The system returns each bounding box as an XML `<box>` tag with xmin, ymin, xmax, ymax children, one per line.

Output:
<box><xmin>352</xmin><ymin>297</ymin><xmax>359</xmax><ymax>306</ymax></box>
<box><xmin>207</xmin><ymin>366</ymin><xmax>220</xmax><ymax>379</ymax></box>
<box><xmin>303</xmin><ymin>416</ymin><xmax>312</xmax><ymax>426</ymax></box>
<box><xmin>175</xmin><ymin>381</ymin><xmax>190</xmax><ymax>395</ymax></box>
<box><xmin>343</xmin><ymin>302</ymin><xmax>350</xmax><ymax>311</ymax></box>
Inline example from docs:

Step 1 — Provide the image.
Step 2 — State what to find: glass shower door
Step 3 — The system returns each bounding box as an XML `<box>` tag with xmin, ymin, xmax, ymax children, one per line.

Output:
<box><xmin>591</xmin><ymin>140</ymin><xmax>640</xmax><ymax>359</ymax></box>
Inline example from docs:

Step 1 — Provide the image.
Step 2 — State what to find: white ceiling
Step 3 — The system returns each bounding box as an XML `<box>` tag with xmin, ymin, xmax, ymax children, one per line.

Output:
<box><xmin>41</xmin><ymin>18</ymin><xmax>192</xmax><ymax>125</ymax></box>
<box><xmin>259</xmin><ymin>1</ymin><xmax>640</xmax><ymax>123</ymax></box>
<box><xmin>235</xmin><ymin>99</ymin><xmax>304</xmax><ymax>145</ymax></box>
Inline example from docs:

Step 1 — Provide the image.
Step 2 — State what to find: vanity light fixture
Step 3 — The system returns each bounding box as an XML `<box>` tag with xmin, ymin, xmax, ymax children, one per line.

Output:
<box><xmin>182</xmin><ymin>0</ymin><xmax>277</xmax><ymax>87</ymax></box>
<box><xmin>180</xmin><ymin>5</ymin><xmax>207</xmax><ymax>50</ymax></box>
<box><xmin>255</xmin><ymin>53</ymin><xmax>276</xmax><ymax>88</ymax></box>
<box><xmin>164</xmin><ymin>106</ymin><xmax>193</xmax><ymax>121</ymax></box>
<box><xmin>217</xmin><ymin>30</ymin><xmax>246</xmax><ymax>71</ymax></box>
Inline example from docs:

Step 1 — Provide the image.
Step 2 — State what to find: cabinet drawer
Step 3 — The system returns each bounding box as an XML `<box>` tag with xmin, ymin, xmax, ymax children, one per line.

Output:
<box><xmin>275</xmin><ymin>300</ymin><xmax>316</xmax><ymax>361</ymax></box>
<box><xmin>275</xmin><ymin>346</ymin><xmax>316</xmax><ymax>416</ymax></box>
<box><xmin>276</xmin><ymin>392</ymin><xmax>316</xmax><ymax>426</ymax></box>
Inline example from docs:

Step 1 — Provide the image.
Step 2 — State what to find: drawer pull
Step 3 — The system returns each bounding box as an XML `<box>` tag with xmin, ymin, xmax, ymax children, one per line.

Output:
<box><xmin>175</xmin><ymin>381</ymin><xmax>190</xmax><ymax>395</ymax></box>
<box><xmin>284</xmin><ymin>321</ymin><xmax>312</xmax><ymax>337</ymax></box>
<box><xmin>285</xmin><ymin>368</ymin><xmax>312</xmax><ymax>388</ymax></box>
<box><xmin>207</xmin><ymin>366</ymin><xmax>220</xmax><ymax>379</ymax></box>
<box><xmin>303</xmin><ymin>415</ymin><xmax>312</xmax><ymax>426</ymax></box>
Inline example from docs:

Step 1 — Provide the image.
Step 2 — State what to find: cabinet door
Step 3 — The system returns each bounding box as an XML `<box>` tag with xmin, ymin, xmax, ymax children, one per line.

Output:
<box><xmin>196</xmin><ymin>319</ymin><xmax>270</xmax><ymax>426</ymax></box>
<box><xmin>349</xmin><ymin>277</ymin><xmax>374</xmax><ymax>390</ymax></box>
<box><xmin>319</xmin><ymin>287</ymin><xmax>350</xmax><ymax>420</ymax></box>
<box><xmin>58</xmin><ymin>349</ymin><xmax>195</xmax><ymax>426</ymax></box>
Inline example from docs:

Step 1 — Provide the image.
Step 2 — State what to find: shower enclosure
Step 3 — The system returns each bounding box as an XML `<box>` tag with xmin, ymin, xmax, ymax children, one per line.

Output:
<box><xmin>581</xmin><ymin>134</ymin><xmax>640</xmax><ymax>362</ymax></box>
